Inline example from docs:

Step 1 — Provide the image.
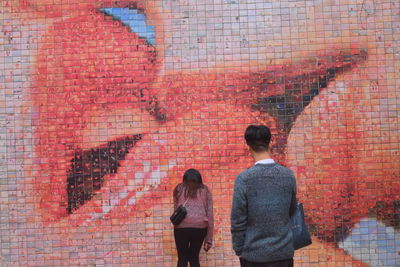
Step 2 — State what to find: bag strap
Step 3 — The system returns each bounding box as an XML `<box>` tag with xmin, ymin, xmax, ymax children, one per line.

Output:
<box><xmin>182</xmin><ymin>198</ymin><xmax>189</xmax><ymax>207</ymax></box>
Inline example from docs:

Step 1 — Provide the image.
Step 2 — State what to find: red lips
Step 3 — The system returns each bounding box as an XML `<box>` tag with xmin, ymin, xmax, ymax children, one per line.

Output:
<box><xmin>29</xmin><ymin>2</ymin><xmax>387</xmax><ymax>247</ymax></box>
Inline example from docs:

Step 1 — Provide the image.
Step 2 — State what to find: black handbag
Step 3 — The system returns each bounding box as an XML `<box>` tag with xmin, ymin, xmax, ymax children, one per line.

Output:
<box><xmin>291</xmin><ymin>203</ymin><xmax>312</xmax><ymax>250</ymax></box>
<box><xmin>170</xmin><ymin>198</ymin><xmax>189</xmax><ymax>225</ymax></box>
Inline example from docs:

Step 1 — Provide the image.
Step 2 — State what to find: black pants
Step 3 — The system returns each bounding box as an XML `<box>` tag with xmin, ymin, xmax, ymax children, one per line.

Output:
<box><xmin>174</xmin><ymin>228</ymin><xmax>207</xmax><ymax>267</ymax></box>
<box><xmin>240</xmin><ymin>258</ymin><xmax>293</xmax><ymax>267</ymax></box>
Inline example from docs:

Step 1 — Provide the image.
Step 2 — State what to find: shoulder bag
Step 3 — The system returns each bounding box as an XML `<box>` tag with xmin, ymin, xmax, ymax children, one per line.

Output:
<box><xmin>170</xmin><ymin>198</ymin><xmax>189</xmax><ymax>226</ymax></box>
<box><xmin>291</xmin><ymin>202</ymin><xmax>312</xmax><ymax>250</ymax></box>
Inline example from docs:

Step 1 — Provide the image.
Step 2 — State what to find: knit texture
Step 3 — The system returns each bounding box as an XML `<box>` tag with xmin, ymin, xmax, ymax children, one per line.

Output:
<box><xmin>173</xmin><ymin>184</ymin><xmax>214</xmax><ymax>244</ymax></box>
<box><xmin>231</xmin><ymin>163</ymin><xmax>297</xmax><ymax>262</ymax></box>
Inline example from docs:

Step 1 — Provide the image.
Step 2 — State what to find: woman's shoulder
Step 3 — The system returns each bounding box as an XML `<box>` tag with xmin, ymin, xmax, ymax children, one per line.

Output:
<box><xmin>200</xmin><ymin>184</ymin><xmax>212</xmax><ymax>195</ymax></box>
<box><xmin>174</xmin><ymin>183</ymin><xmax>184</xmax><ymax>192</ymax></box>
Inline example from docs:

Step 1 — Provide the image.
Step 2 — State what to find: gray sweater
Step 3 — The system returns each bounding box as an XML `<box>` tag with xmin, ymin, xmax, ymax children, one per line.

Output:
<box><xmin>231</xmin><ymin>163</ymin><xmax>297</xmax><ymax>262</ymax></box>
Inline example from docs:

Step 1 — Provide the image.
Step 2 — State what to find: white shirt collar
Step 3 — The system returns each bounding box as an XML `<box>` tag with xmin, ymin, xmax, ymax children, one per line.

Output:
<box><xmin>254</xmin><ymin>158</ymin><xmax>275</xmax><ymax>165</ymax></box>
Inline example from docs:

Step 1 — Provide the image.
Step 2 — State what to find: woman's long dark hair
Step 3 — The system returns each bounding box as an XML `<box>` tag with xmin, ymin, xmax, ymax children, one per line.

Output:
<box><xmin>174</xmin><ymin>168</ymin><xmax>205</xmax><ymax>199</ymax></box>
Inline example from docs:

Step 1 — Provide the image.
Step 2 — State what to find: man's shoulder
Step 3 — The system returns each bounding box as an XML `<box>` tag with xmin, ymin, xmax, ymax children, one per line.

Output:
<box><xmin>237</xmin><ymin>163</ymin><xmax>295</xmax><ymax>178</ymax></box>
<box><xmin>234</xmin><ymin>168</ymin><xmax>252</xmax><ymax>185</ymax></box>
<box><xmin>239</xmin><ymin>164</ymin><xmax>295</xmax><ymax>178</ymax></box>
<box><xmin>273</xmin><ymin>164</ymin><xmax>295</xmax><ymax>176</ymax></box>
<box><xmin>237</xmin><ymin>166</ymin><xmax>257</xmax><ymax>178</ymax></box>
<box><xmin>236</xmin><ymin>165</ymin><xmax>268</xmax><ymax>181</ymax></box>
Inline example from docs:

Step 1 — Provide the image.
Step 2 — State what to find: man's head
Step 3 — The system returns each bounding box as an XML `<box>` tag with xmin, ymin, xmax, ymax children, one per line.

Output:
<box><xmin>244</xmin><ymin>125</ymin><xmax>272</xmax><ymax>153</ymax></box>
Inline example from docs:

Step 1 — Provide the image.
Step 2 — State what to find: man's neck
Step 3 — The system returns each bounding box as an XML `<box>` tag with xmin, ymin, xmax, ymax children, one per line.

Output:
<box><xmin>252</xmin><ymin>151</ymin><xmax>272</xmax><ymax>163</ymax></box>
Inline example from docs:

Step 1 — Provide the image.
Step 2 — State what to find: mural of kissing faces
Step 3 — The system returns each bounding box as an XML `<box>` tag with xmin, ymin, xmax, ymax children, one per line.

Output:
<box><xmin>1</xmin><ymin>0</ymin><xmax>399</xmax><ymax>266</ymax></box>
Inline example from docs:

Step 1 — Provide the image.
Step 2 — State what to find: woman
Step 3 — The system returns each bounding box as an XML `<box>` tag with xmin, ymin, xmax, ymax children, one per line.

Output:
<box><xmin>173</xmin><ymin>168</ymin><xmax>214</xmax><ymax>267</ymax></box>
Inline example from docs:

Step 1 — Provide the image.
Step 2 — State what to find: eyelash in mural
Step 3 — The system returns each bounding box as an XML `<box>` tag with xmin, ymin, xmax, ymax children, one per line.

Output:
<box><xmin>99</xmin><ymin>7</ymin><xmax>156</xmax><ymax>46</ymax></box>
<box><xmin>66</xmin><ymin>134</ymin><xmax>142</xmax><ymax>214</ymax></box>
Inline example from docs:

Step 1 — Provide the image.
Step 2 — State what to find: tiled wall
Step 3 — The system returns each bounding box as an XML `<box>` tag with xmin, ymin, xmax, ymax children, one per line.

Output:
<box><xmin>1</xmin><ymin>0</ymin><xmax>399</xmax><ymax>266</ymax></box>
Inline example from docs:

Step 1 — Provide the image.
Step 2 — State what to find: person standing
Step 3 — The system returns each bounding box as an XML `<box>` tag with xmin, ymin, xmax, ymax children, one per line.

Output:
<box><xmin>173</xmin><ymin>168</ymin><xmax>214</xmax><ymax>267</ymax></box>
<box><xmin>231</xmin><ymin>125</ymin><xmax>297</xmax><ymax>267</ymax></box>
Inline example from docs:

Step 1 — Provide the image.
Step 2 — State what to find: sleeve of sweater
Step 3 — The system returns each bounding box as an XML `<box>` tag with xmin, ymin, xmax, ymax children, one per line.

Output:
<box><xmin>205</xmin><ymin>189</ymin><xmax>214</xmax><ymax>244</ymax></box>
<box><xmin>230</xmin><ymin>175</ymin><xmax>247</xmax><ymax>256</ymax></box>
<box><xmin>289</xmin><ymin>172</ymin><xmax>297</xmax><ymax>218</ymax></box>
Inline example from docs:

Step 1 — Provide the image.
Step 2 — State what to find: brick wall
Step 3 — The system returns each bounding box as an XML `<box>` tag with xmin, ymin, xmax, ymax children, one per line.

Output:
<box><xmin>1</xmin><ymin>0</ymin><xmax>399</xmax><ymax>266</ymax></box>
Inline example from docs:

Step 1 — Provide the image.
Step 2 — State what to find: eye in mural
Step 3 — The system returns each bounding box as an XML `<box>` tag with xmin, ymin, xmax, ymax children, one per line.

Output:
<box><xmin>100</xmin><ymin>8</ymin><xmax>156</xmax><ymax>46</ymax></box>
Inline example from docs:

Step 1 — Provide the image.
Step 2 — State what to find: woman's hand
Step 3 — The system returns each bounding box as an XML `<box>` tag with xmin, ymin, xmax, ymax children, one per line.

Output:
<box><xmin>203</xmin><ymin>241</ymin><xmax>212</xmax><ymax>252</ymax></box>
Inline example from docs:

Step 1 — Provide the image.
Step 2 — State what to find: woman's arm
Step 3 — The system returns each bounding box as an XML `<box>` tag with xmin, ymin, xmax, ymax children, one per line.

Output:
<box><xmin>204</xmin><ymin>188</ymin><xmax>214</xmax><ymax>247</ymax></box>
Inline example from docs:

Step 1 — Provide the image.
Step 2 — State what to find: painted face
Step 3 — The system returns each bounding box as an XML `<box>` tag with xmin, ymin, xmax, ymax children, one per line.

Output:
<box><xmin>5</xmin><ymin>0</ymin><xmax>400</xmax><ymax>265</ymax></box>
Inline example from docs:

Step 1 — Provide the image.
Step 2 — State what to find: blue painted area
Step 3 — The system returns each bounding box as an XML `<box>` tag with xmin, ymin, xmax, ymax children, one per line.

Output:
<box><xmin>100</xmin><ymin>8</ymin><xmax>156</xmax><ymax>46</ymax></box>
<box><xmin>339</xmin><ymin>217</ymin><xmax>400</xmax><ymax>266</ymax></box>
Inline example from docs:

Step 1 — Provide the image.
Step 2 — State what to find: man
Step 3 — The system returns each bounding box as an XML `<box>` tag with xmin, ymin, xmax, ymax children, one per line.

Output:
<box><xmin>231</xmin><ymin>125</ymin><xmax>297</xmax><ymax>267</ymax></box>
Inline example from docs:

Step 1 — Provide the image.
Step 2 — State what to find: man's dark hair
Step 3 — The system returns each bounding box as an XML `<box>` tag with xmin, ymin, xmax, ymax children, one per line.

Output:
<box><xmin>244</xmin><ymin>125</ymin><xmax>272</xmax><ymax>152</ymax></box>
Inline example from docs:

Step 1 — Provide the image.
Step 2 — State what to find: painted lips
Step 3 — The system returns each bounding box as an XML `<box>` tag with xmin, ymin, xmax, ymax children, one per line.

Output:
<box><xmin>67</xmin><ymin>134</ymin><xmax>142</xmax><ymax>214</ymax></box>
<box><xmin>30</xmin><ymin>5</ymin><xmax>378</xmax><ymax>243</ymax></box>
